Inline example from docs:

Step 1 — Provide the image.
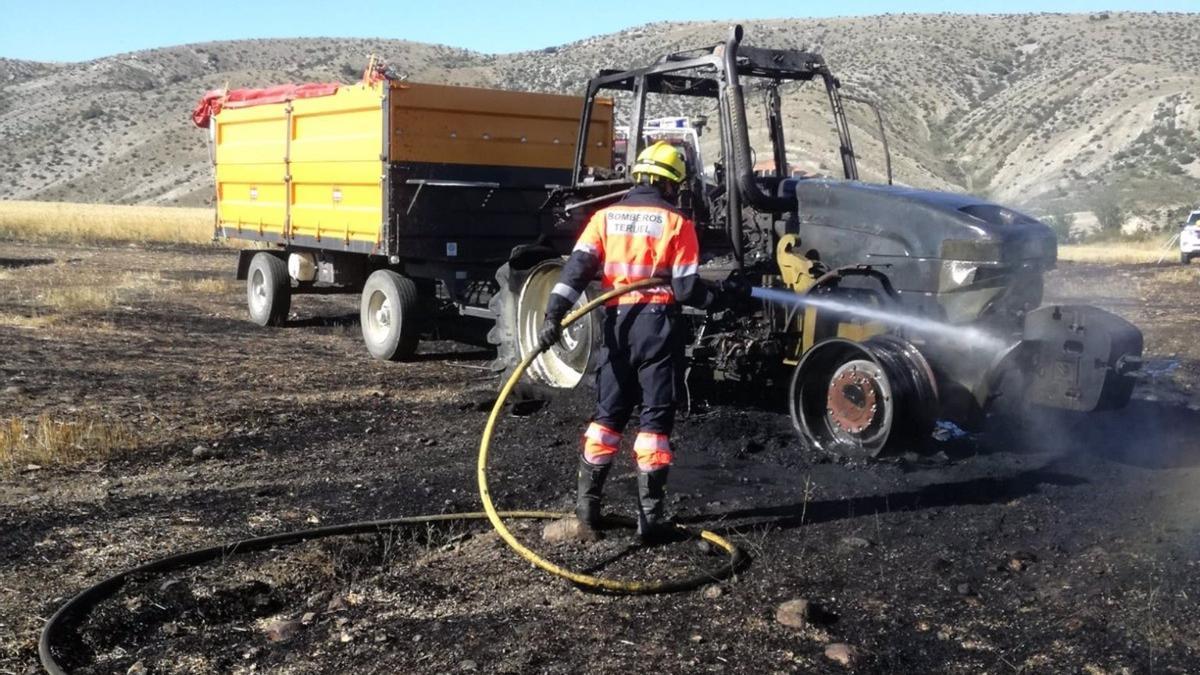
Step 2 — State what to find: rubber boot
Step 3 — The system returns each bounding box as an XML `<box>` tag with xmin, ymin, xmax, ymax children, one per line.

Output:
<box><xmin>576</xmin><ymin>458</ymin><xmax>612</xmax><ymax>530</ymax></box>
<box><xmin>636</xmin><ymin>467</ymin><xmax>671</xmax><ymax>545</ymax></box>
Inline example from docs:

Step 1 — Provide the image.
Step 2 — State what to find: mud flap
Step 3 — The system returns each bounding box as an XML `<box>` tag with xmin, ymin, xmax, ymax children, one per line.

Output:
<box><xmin>1023</xmin><ymin>305</ymin><xmax>1143</xmax><ymax>412</ymax></box>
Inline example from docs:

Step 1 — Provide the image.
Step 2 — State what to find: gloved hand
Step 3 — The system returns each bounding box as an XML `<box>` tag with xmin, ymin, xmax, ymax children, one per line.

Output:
<box><xmin>537</xmin><ymin>316</ymin><xmax>564</xmax><ymax>352</ymax></box>
<box><xmin>719</xmin><ymin>275</ymin><xmax>753</xmax><ymax>301</ymax></box>
<box><xmin>708</xmin><ymin>273</ymin><xmax>753</xmax><ymax>313</ymax></box>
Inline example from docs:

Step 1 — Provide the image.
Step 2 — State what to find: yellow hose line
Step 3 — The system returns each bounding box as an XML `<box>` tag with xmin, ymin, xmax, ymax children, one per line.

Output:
<box><xmin>477</xmin><ymin>279</ymin><xmax>744</xmax><ymax>593</ymax></box>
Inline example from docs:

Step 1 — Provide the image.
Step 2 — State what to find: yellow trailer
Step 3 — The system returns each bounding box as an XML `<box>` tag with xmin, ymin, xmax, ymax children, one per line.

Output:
<box><xmin>197</xmin><ymin>77</ymin><xmax>612</xmax><ymax>360</ymax></box>
<box><xmin>210</xmin><ymin>80</ymin><xmax>613</xmax><ymax>254</ymax></box>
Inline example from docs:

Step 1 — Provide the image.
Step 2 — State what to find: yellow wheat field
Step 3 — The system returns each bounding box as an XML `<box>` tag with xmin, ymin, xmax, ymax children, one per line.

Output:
<box><xmin>1058</xmin><ymin>240</ymin><xmax>1175</xmax><ymax>264</ymax></box>
<box><xmin>0</xmin><ymin>200</ymin><xmax>1182</xmax><ymax>266</ymax></box>
<box><xmin>0</xmin><ymin>200</ymin><xmax>216</xmax><ymax>245</ymax></box>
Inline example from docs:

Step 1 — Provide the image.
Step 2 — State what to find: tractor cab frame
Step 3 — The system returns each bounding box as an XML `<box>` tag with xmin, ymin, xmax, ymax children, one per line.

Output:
<box><xmin>568</xmin><ymin>25</ymin><xmax>862</xmax><ymax>268</ymax></box>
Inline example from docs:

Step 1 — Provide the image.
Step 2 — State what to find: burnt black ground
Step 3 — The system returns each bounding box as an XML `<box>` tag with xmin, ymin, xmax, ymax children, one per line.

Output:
<box><xmin>2</xmin><ymin>242</ymin><xmax>1200</xmax><ymax>674</ymax></box>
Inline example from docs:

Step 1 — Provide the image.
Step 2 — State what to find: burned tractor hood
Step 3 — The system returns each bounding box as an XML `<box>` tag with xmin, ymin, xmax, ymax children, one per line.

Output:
<box><xmin>785</xmin><ymin>179</ymin><xmax>1058</xmax><ymax>331</ymax></box>
<box><xmin>786</xmin><ymin>179</ymin><xmax>1057</xmax><ymax>279</ymax></box>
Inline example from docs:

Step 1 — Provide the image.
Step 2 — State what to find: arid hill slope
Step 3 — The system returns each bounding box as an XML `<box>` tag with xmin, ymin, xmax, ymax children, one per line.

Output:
<box><xmin>1</xmin><ymin>13</ymin><xmax>1197</xmax><ymax>221</ymax></box>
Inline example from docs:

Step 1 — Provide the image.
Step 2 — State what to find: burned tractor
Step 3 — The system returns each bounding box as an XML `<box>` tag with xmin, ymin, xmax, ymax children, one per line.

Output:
<box><xmin>495</xmin><ymin>25</ymin><xmax>1143</xmax><ymax>457</ymax></box>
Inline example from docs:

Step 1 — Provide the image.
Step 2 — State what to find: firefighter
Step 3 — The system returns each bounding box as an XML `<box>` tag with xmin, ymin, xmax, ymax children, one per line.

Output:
<box><xmin>539</xmin><ymin>141</ymin><xmax>746</xmax><ymax>543</ymax></box>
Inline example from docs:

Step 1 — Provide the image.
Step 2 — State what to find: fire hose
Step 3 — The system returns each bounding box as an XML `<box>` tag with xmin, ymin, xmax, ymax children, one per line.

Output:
<box><xmin>39</xmin><ymin>280</ymin><xmax>746</xmax><ymax>674</ymax></box>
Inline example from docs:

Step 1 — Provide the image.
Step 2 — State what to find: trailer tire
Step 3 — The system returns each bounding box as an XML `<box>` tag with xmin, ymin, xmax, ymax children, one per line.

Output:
<box><xmin>246</xmin><ymin>252</ymin><xmax>291</xmax><ymax>327</ymax></box>
<box><xmin>1181</xmin><ymin>251</ymin><xmax>1192</xmax><ymax>265</ymax></box>
<box><xmin>360</xmin><ymin>270</ymin><xmax>420</xmax><ymax>361</ymax></box>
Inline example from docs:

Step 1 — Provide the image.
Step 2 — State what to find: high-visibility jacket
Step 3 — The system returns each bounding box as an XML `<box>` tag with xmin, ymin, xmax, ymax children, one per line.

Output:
<box><xmin>545</xmin><ymin>185</ymin><xmax>716</xmax><ymax>319</ymax></box>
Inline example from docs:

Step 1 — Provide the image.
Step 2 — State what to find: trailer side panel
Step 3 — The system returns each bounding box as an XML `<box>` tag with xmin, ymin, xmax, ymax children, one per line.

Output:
<box><xmin>214</xmin><ymin>103</ymin><xmax>289</xmax><ymax>241</ymax></box>
<box><xmin>212</xmin><ymin>80</ymin><xmax>613</xmax><ymax>265</ymax></box>
<box><xmin>289</xmin><ymin>86</ymin><xmax>386</xmax><ymax>253</ymax></box>
<box><xmin>388</xmin><ymin>83</ymin><xmax>612</xmax><ymax>173</ymax></box>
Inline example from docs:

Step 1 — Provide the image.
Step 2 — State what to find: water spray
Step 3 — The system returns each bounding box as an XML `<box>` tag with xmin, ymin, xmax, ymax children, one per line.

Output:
<box><xmin>749</xmin><ymin>286</ymin><xmax>1007</xmax><ymax>354</ymax></box>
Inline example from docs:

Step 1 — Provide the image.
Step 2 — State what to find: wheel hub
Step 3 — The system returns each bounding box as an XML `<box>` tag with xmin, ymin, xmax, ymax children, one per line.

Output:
<box><xmin>364</xmin><ymin>290</ymin><xmax>392</xmax><ymax>343</ymax></box>
<box><xmin>827</xmin><ymin>367</ymin><xmax>880</xmax><ymax>434</ymax></box>
<box><xmin>250</xmin><ymin>270</ymin><xmax>266</xmax><ymax>308</ymax></box>
<box><xmin>375</xmin><ymin>299</ymin><xmax>392</xmax><ymax>328</ymax></box>
<box><xmin>560</xmin><ymin>320</ymin><xmax>583</xmax><ymax>351</ymax></box>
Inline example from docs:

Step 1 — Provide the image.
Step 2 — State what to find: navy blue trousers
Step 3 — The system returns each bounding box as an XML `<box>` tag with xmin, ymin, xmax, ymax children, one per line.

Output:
<box><xmin>593</xmin><ymin>303</ymin><xmax>683</xmax><ymax>435</ymax></box>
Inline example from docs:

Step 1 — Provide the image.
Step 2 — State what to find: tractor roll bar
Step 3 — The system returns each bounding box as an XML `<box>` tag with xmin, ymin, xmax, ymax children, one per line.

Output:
<box><xmin>568</xmin><ymin>24</ymin><xmax>867</xmax><ymax>270</ymax></box>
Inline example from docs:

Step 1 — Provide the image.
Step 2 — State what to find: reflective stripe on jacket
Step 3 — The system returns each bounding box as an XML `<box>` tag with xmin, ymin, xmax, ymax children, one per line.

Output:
<box><xmin>545</xmin><ymin>185</ymin><xmax>715</xmax><ymax>319</ymax></box>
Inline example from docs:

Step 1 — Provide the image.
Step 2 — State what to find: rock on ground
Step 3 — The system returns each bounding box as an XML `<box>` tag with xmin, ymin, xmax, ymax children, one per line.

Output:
<box><xmin>776</xmin><ymin>598</ymin><xmax>814</xmax><ymax>628</ymax></box>
<box><xmin>542</xmin><ymin>518</ymin><xmax>600</xmax><ymax>544</ymax></box>
<box><xmin>263</xmin><ymin>619</ymin><xmax>302</xmax><ymax>642</ymax></box>
<box><xmin>776</xmin><ymin>597</ymin><xmax>838</xmax><ymax>629</ymax></box>
<box><xmin>824</xmin><ymin>643</ymin><xmax>860</xmax><ymax>668</ymax></box>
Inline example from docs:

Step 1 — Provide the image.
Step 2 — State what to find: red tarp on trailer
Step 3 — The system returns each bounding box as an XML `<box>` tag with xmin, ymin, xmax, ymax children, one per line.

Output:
<box><xmin>191</xmin><ymin>82</ymin><xmax>341</xmax><ymax>128</ymax></box>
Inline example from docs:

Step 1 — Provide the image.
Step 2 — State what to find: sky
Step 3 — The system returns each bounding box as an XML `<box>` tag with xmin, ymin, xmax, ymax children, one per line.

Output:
<box><xmin>2</xmin><ymin>0</ymin><xmax>1197</xmax><ymax>62</ymax></box>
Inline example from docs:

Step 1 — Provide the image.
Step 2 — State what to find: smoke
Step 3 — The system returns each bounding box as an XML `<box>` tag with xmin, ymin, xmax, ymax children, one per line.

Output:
<box><xmin>749</xmin><ymin>286</ymin><xmax>1007</xmax><ymax>354</ymax></box>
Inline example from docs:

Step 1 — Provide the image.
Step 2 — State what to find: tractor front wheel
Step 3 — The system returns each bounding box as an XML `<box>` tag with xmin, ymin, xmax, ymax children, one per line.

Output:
<box><xmin>789</xmin><ymin>337</ymin><xmax>937</xmax><ymax>458</ymax></box>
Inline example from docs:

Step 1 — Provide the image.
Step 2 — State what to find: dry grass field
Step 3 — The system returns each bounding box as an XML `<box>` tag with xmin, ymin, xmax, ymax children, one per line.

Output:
<box><xmin>0</xmin><ymin>206</ymin><xmax>240</xmax><ymax>476</ymax></box>
<box><xmin>0</xmin><ymin>241</ymin><xmax>239</xmax><ymax>476</ymax></box>
<box><xmin>0</xmin><ymin>414</ymin><xmax>135</xmax><ymax>476</ymax></box>
<box><xmin>0</xmin><ymin>200</ymin><xmax>215</xmax><ymax>245</ymax></box>
<box><xmin>1058</xmin><ymin>239</ymin><xmax>1176</xmax><ymax>264</ymax></box>
<box><xmin>2</xmin><ymin>199</ymin><xmax>1186</xmax><ymax>266</ymax></box>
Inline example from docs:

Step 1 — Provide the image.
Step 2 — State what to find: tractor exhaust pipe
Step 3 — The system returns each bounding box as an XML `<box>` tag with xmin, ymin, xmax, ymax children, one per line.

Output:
<box><xmin>723</xmin><ymin>26</ymin><xmax>793</xmax><ymax>218</ymax></box>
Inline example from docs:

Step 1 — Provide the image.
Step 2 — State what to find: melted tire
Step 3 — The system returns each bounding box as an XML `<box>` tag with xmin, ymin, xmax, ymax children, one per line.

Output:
<box><xmin>790</xmin><ymin>336</ymin><xmax>937</xmax><ymax>459</ymax></box>
<box><xmin>487</xmin><ymin>262</ymin><xmax>520</xmax><ymax>374</ymax></box>
<box><xmin>487</xmin><ymin>262</ymin><xmax>555</xmax><ymax>402</ymax></box>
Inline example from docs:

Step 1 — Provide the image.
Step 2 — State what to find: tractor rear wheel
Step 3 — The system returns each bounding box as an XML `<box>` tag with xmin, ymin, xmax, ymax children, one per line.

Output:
<box><xmin>488</xmin><ymin>259</ymin><xmax>600</xmax><ymax>390</ymax></box>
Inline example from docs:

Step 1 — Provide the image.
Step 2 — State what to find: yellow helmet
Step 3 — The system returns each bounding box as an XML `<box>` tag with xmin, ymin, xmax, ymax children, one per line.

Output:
<box><xmin>631</xmin><ymin>141</ymin><xmax>687</xmax><ymax>184</ymax></box>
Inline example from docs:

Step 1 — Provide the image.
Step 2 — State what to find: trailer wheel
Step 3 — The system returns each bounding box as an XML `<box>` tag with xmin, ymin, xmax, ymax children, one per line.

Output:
<box><xmin>360</xmin><ymin>270</ymin><xmax>420</xmax><ymax>361</ymax></box>
<box><xmin>246</xmin><ymin>252</ymin><xmax>291</xmax><ymax>327</ymax></box>
<box><xmin>1181</xmin><ymin>251</ymin><xmax>1192</xmax><ymax>265</ymax></box>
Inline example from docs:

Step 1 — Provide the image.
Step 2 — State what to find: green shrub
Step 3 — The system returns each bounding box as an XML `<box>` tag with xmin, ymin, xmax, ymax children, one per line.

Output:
<box><xmin>1092</xmin><ymin>196</ymin><xmax>1124</xmax><ymax>233</ymax></box>
<box><xmin>1044</xmin><ymin>210</ymin><xmax>1076</xmax><ymax>243</ymax></box>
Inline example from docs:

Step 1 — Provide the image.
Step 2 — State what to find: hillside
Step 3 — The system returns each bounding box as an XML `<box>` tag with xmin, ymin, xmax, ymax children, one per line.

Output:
<box><xmin>1</xmin><ymin>12</ymin><xmax>1198</xmax><ymax>224</ymax></box>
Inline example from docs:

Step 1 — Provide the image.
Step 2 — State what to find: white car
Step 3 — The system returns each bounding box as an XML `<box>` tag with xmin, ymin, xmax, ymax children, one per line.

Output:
<box><xmin>1181</xmin><ymin>210</ymin><xmax>1200</xmax><ymax>264</ymax></box>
